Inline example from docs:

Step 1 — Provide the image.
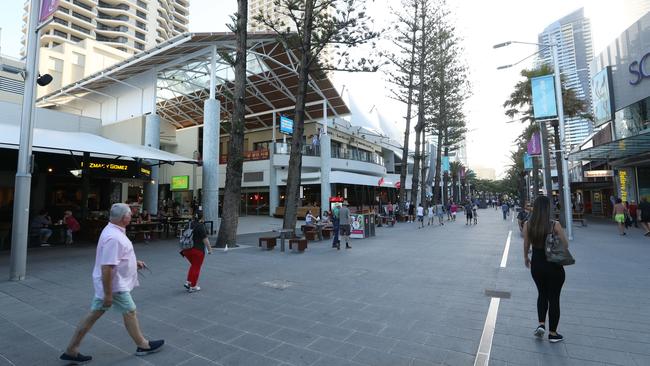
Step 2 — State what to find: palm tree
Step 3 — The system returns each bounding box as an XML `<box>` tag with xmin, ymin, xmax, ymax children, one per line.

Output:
<box><xmin>449</xmin><ymin>161</ymin><xmax>463</xmax><ymax>203</ymax></box>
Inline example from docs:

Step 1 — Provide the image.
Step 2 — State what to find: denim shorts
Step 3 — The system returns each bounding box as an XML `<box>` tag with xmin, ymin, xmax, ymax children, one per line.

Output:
<box><xmin>91</xmin><ymin>291</ymin><xmax>136</xmax><ymax>314</ymax></box>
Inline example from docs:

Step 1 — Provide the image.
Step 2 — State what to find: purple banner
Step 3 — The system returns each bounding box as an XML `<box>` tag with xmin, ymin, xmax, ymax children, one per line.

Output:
<box><xmin>527</xmin><ymin>131</ymin><xmax>541</xmax><ymax>156</ymax></box>
<box><xmin>39</xmin><ymin>0</ymin><xmax>60</xmax><ymax>22</ymax></box>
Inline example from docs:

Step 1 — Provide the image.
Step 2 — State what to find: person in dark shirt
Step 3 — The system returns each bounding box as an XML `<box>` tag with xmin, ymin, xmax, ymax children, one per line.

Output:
<box><xmin>180</xmin><ymin>215</ymin><xmax>212</xmax><ymax>292</ymax></box>
<box><xmin>638</xmin><ymin>197</ymin><xmax>650</xmax><ymax>236</ymax></box>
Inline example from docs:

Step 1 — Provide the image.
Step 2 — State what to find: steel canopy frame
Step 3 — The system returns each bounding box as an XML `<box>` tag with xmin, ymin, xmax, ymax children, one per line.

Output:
<box><xmin>37</xmin><ymin>33</ymin><xmax>350</xmax><ymax>133</ymax></box>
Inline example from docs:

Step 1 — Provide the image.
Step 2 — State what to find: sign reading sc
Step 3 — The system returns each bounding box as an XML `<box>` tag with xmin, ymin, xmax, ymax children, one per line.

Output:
<box><xmin>629</xmin><ymin>52</ymin><xmax>650</xmax><ymax>86</ymax></box>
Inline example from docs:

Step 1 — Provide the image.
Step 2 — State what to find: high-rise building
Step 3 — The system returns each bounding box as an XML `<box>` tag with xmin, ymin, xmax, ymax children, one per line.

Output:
<box><xmin>248</xmin><ymin>0</ymin><xmax>289</xmax><ymax>32</ymax></box>
<box><xmin>538</xmin><ymin>8</ymin><xmax>594</xmax><ymax>146</ymax></box>
<box><xmin>22</xmin><ymin>0</ymin><xmax>189</xmax><ymax>55</ymax></box>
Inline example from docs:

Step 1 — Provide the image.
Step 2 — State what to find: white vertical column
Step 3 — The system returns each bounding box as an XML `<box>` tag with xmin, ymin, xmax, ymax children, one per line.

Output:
<box><xmin>320</xmin><ymin>101</ymin><xmax>331</xmax><ymax>215</ymax></box>
<box><xmin>203</xmin><ymin>46</ymin><xmax>220</xmax><ymax>228</ymax></box>
<box><xmin>269</xmin><ymin>111</ymin><xmax>279</xmax><ymax>217</ymax></box>
<box><xmin>143</xmin><ymin>113</ymin><xmax>161</xmax><ymax>214</ymax></box>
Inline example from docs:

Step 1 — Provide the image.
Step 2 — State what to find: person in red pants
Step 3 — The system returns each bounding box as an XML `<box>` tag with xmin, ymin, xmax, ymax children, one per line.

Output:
<box><xmin>180</xmin><ymin>215</ymin><xmax>212</xmax><ymax>292</ymax></box>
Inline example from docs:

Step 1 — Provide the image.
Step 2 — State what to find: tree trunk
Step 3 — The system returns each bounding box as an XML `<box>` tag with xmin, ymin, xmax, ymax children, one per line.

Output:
<box><xmin>216</xmin><ymin>0</ymin><xmax>248</xmax><ymax>247</ymax></box>
<box><xmin>399</xmin><ymin>0</ymin><xmax>419</xmax><ymax>212</ymax></box>
<box><xmin>432</xmin><ymin>132</ymin><xmax>443</xmax><ymax>204</ymax></box>
<box><xmin>410</xmin><ymin>2</ymin><xmax>427</xmax><ymax>207</ymax></box>
<box><xmin>282</xmin><ymin>0</ymin><xmax>314</xmax><ymax>232</ymax></box>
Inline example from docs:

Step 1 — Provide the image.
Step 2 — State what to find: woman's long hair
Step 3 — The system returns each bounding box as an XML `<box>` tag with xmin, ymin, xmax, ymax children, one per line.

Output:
<box><xmin>527</xmin><ymin>196</ymin><xmax>552</xmax><ymax>248</ymax></box>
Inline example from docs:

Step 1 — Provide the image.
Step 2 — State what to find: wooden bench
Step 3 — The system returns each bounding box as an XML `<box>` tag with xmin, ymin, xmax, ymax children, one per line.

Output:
<box><xmin>258</xmin><ymin>237</ymin><xmax>277</xmax><ymax>250</ymax></box>
<box><xmin>289</xmin><ymin>238</ymin><xmax>308</xmax><ymax>252</ymax></box>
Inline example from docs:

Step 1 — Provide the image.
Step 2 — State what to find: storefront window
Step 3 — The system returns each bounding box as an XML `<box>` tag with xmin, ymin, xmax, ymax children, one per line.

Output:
<box><xmin>637</xmin><ymin>167</ymin><xmax>650</xmax><ymax>201</ymax></box>
<box><xmin>614</xmin><ymin>96</ymin><xmax>650</xmax><ymax>139</ymax></box>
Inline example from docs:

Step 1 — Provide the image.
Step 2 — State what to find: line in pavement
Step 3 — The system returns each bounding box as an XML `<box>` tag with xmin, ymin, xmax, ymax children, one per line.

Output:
<box><xmin>474</xmin><ymin>227</ymin><xmax>512</xmax><ymax>366</ymax></box>
<box><xmin>500</xmin><ymin>230</ymin><xmax>512</xmax><ymax>268</ymax></box>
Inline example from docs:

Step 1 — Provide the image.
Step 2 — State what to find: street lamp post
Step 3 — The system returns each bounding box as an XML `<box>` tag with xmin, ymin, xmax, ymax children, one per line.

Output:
<box><xmin>494</xmin><ymin>40</ymin><xmax>573</xmax><ymax>240</ymax></box>
<box><xmin>10</xmin><ymin>0</ymin><xmax>42</xmax><ymax>280</ymax></box>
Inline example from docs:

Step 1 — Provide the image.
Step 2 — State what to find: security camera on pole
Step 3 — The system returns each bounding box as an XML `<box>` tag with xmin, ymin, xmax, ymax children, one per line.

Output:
<box><xmin>9</xmin><ymin>0</ymin><xmax>58</xmax><ymax>281</ymax></box>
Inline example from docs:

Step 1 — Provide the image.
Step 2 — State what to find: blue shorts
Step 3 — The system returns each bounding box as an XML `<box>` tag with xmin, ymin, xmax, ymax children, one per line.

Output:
<box><xmin>91</xmin><ymin>291</ymin><xmax>136</xmax><ymax>314</ymax></box>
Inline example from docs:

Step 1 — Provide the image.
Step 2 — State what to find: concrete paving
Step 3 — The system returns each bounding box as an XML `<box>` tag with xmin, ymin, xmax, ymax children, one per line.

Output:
<box><xmin>0</xmin><ymin>209</ymin><xmax>648</xmax><ymax>365</ymax></box>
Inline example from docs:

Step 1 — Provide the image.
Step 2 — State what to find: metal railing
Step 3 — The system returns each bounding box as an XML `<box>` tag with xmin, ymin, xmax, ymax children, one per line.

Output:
<box><xmin>272</xmin><ymin>143</ymin><xmax>384</xmax><ymax>166</ymax></box>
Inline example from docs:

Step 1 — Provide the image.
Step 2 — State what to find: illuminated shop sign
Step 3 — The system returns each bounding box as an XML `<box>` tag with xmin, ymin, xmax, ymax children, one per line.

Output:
<box><xmin>81</xmin><ymin>160</ymin><xmax>151</xmax><ymax>179</ymax></box>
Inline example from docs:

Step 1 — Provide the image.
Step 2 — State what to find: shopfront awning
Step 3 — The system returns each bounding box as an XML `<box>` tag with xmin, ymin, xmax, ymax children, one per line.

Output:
<box><xmin>0</xmin><ymin>124</ymin><xmax>195</xmax><ymax>164</ymax></box>
<box><xmin>570</xmin><ymin>132</ymin><xmax>650</xmax><ymax>162</ymax></box>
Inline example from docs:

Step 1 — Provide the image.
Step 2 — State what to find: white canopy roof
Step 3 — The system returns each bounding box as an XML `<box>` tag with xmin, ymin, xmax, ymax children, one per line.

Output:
<box><xmin>0</xmin><ymin>124</ymin><xmax>195</xmax><ymax>163</ymax></box>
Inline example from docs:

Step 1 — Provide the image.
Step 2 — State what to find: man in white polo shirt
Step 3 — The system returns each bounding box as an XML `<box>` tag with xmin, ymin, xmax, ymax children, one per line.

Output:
<box><xmin>60</xmin><ymin>203</ymin><xmax>164</xmax><ymax>364</ymax></box>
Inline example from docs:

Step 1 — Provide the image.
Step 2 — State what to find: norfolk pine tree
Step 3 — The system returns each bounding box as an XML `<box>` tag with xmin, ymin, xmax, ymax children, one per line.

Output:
<box><xmin>255</xmin><ymin>0</ymin><xmax>380</xmax><ymax>232</ymax></box>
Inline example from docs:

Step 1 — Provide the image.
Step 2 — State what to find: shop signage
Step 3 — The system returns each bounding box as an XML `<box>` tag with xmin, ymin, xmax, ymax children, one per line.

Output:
<box><xmin>81</xmin><ymin>159</ymin><xmax>151</xmax><ymax>179</ymax></box>
<box><xmin>88</xmin><ymin>162</ymin><xmax>129</xmax><ymax>172</ymax></box>
<box><xmin>584</xmin><ymin>170</ymin><xmax>613</xmax><ymax>178</ymax></box>
<box><xmin>619</xmin><ymin>170</ymin><xmax>629</xmax><ymax>202</ymax></box>
<box><xmin>171</xmin><ymin>175</ymin><xmax>189</xmax><ymax>190</ymax></box>
<box><xmin>350</xmin><ymin>214</ymin><xmax>365</xmax><ymax>238</ymax></box>
<box><xmin>629</xmin><ymin>52</ymin><xmax>650</xmax><ymax>86</ymax></box>
<box><xmin>280</xmin><ymin>116</ymin><xmax>293</xmax><ymax>135</ymax></box>
<box><xmin>531</xmin><ymin>75</ymin><xmax>557</xmax><ymax>119</ymax></box>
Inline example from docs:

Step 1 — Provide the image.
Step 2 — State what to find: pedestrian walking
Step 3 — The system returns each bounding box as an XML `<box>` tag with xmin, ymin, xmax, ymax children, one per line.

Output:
<box><xmin>523</xmin><ymin>195</ymin><xmax>568</xmax><ymax>343</ymax></box>
<box><xmin>416</xmin><ymin>204</ymin><xmax>424</xmax><ymax>228</ymax></box>
<box><xmin>338</xmin><ymin>202</ymin><xmax>352</xmax><ymax>249</ymax></box>
<box><xmin>408</xmin><ymin>202</ymin><xmax>415</xmax><ymax>223</ymax></box>
<box><xmin>628</xmin><ymin>200</ymin><xmax>639</xmax><ymax>228</ymax></box>
<box><xmin>435</xmin><ymin>202</ymin><xmax>445</xmax><ymax>225</ymax></box>
<box><xmin>465</xmin><ymin>202</ymin><xmax>473</xmax><ymax>226</ymax></box>
<box><xmin>331</xmin><ymin>205</ymin><xmax>341</xmax><ymax>248</ymax></box>
<box><xmin>638</xmin><ymin>197</ymin><xmax>650</xmax><ymax>236</ymax></box>
<box><xmin>501</xmin><ymin>202</ymin><xmax>509</xmax><ymax>220</ymax></box>
<box><xmin>472</xmin><ymin>203</ymin><xmax>478</xmax><ymax>225</ymax></box>
<box><xmin>180</xmin><ymin>214</ymin><xmax>212</xmax><ymax>293</ymax></box>
<box><xmin>427</xmin><ymin>205</ymin><xmax>434</xmax><ymax>226</ymax></box>
<box><xmin>613</xmin><ymin>198</ymin><xmax>627</xmax><ymax>236</ymax></box>
<box><xmin>59</xmin><ymin>203</ymin><xmax>164</xmax><ymax>364</ymax></box>
<box><xmin>450</xmin><ymin>202</ymin><xmax>458</xmax><ymax>222</ymax></box>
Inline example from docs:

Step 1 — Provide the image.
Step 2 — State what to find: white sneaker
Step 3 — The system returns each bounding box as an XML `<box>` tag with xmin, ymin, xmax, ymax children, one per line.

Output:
<box><xmin>188</xmin><ymin>286</ymin><xmax>201</xmax><ymax>293</ymax></box>
<box><xmin>183</xmin><ymin>281</ymin><xmax>190</xmax><ymax>290</ymax></box>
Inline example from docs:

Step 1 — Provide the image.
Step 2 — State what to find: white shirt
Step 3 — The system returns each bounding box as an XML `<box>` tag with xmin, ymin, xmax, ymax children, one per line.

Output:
<box><xmin>92</xmin><ymin>222</ymin><xmax>139</xmax><ymax>299</ymax></box>
<box><xmin>427</xmin><ymin>207</ymin><xmax>434</xmax><ymax>217</ymax></box>
<box><xmin>417</xmin><ymin>206</ymin><xmax>424</xmax><ymax>216</ymax></box>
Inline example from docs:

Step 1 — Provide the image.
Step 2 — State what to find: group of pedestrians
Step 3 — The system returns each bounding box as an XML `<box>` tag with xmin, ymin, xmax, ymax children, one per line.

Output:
<box><xmin>612</xmin><ymin>196</ymin><xmax>650</xmax><ymax>237</ymax></box>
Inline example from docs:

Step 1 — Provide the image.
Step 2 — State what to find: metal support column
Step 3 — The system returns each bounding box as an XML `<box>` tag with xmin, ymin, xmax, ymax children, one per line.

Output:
<box><xmin>10</xmin><ymin>0</ymin><xmax>41</xmax><ymax>280</ymax></box>
<box><xmin>552</xmin><ymin>44</ymin><xmax>573</xmax><ymax>240</ymax></box>
<box><xmin>269</xmin><ymin>111</ymin><xmax>279</xmax><ymax>217</ymax></box>
<box><xmin>320</xmin><ymin>101</ymin><xmax>331</xmax><ymax>215</ymax></box>
<box><xmin>143</xmin><ymin>113</ymin><xmax>161</xmax><ymax>215</ymax></box>
<box><xmin>202</xmin><ymin>46</ymin><xmax>220</xmax><ymax>230</ymax></box>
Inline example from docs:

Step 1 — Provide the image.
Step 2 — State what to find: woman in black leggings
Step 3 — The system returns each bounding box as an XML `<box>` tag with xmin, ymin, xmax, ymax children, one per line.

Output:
<box><xmin>523</xmin><ymin>196</ymin><xmax>569</xmax><ymax>343</ymax></box>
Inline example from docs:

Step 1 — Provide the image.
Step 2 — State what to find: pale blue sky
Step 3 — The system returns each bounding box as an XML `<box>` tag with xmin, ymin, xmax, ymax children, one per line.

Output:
<box><xmin>1</xmin><ymin>0</ymin><xmax>642</xmax><ymax>176</ymax></box>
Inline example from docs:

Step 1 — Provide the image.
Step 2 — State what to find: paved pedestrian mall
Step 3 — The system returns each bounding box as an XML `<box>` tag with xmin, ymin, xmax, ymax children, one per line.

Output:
<box><xmin>1</xmin><ymin>210</ymin><xmax>649</xmax><ymax>366</ymax></box>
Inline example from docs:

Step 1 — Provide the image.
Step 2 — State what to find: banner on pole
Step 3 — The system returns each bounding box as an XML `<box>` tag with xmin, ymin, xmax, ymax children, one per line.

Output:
<box><xmin>39</xmin><ymin>0</ymin><xmax>60</xmax><ymax>22</ymax></box>
<box><xmin>442</xmin><ymin>156</ymin><xmax>450</xmax><ymax>173</ymax></box>
<box><xmin>527</xmin><ymin>131</ymin><xmax>542</xmax><ymax>156</ymax></box>
<box><xmin>523</xmin><ymin>153</ymin><xmax>533</xmax><ymax>170</ymax></box>
<box><xmin>531</xmin><ymin>75</ymin><xmax>557</xmax><ymax>119</ymax></box>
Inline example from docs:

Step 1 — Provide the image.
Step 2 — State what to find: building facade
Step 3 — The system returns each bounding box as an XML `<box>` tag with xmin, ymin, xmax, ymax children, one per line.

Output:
<box><xmin>22</xmin><ymin>0</ymin><xmax>189</xmax><ymax>55</ymax></box>
<box><xmin>571</xmin><ymin>11</ymin><xmax>650</xmax><ymax>216</ymax></box>
<box><xmin>538</xmin><ymin>7</ymin><xmax>594</xmax><ymax>146</ymax></box>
